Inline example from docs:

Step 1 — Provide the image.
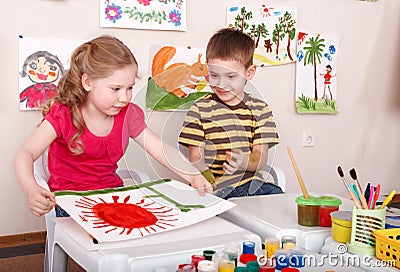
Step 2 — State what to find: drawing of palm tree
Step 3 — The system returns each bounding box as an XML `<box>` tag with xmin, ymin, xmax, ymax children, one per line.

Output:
<box><xmin>280</xmin><ymin>11</ymin><xmax>296</xmax><ymax>61</ymax></box>
<box><xmin>303</xmin><ymin>35</ymin><xmax>325</xmax><ymax>101</ymax></box>
<box><xmin>234</xmin><ymin>7</ymin><xmax>252</xmax><ymax>32</ymax></box>
<box><xmin>249</xmin><ymin>23</ymin><xmax>268</xmax><ymax>48</ymax></box>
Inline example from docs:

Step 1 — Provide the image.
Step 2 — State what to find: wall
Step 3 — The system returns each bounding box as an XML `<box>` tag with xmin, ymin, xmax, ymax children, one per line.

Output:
<box><xmin>1</xmin><ymin>0</ymin><xmax>399</xmax><ymax>235</ymax></box>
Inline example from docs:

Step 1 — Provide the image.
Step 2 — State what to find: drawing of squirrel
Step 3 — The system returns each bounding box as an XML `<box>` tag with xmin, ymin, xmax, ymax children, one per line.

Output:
<box><xmin>151</xmin><ymin>46</ymin><xmax>208</xmax><ymax>98</ymax></box>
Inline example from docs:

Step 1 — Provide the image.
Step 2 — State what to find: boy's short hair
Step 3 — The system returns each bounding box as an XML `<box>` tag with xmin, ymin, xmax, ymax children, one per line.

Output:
<box><xmin>206</xmin><ymin>28</ymin><xmax>255</xmax><ymax>69</ymax></box>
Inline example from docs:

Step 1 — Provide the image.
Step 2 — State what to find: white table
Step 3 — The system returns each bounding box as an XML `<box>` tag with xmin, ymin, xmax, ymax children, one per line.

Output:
<box><xmin>219</xmin><ymin>193</ymin><xmax>354</xmax><ymax>252</ymax></box>
<box><xmin>52</xmin><ymin>216</ymin><xmax>263</xmax><ymax>272</ymax></box>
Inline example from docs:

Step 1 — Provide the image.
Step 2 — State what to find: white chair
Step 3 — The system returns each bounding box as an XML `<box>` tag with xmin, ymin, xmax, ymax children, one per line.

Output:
<box><xmin>33</xmin><ymin>151</ymin><xmax>150</xmax><ymax>272</ymax></box>
<box><xmin>263</xmin><ymin>164</ymin><xmax>286</xmax><ymax>192</ymax></box>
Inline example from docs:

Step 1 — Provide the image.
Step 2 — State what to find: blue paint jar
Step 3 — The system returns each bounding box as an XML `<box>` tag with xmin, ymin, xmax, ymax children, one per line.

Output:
<box><xmin>289</xmin><ymin>247</ymin><xmax>305</xmax><ymax>268</ymax></box>
<box><xmin>274</xmin><ymin>249</ymin><xmax>290</xmax><ymax>270</ymax></box>
<box><xmin>242</xmin><ymin>240</ymin><xmax>255</xmax><ymax>254</ymax></box>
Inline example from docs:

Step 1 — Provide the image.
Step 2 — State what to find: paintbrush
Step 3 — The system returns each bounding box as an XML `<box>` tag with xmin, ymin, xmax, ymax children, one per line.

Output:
<box><xmin>287</xmin><ymin>146</ymin><xmax>310</xmax><ymax>199</ymax></box>
<box><xmin>337</xmin><ymin>166</ymin><xmax>362</xmax><ymax>209</ymax></box>
<box><xmin>379</xmin><ymin>190</ymin><xmax>397</xmax><ymax>210</ymax></box>
<box><xmin>349</xmin><ymin>168</ymin><xmax>369</xmax><ymax>209</ymax></box>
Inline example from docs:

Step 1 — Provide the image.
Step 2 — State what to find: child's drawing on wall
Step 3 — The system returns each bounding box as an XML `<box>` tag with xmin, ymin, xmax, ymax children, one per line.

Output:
<box><xmin>226</xmin><ymin>5</ymin><xmax>298</xmax><ymax>67</ymax></box>
<box><xmin>295</xmin><ymin>32</ymin><xmax>339</xmax><ymax>114</ymax></box>
<box><xmin>146</xmin><ymin>45</ymin><xmax>211</xmax><ymax>111</ymax></box>
<box><xmin>19</xmin><ymin>36</ymin><xmax>85</xmax><ymax>111</ymax></box>
<box><xmin>19</xmin><ymin>51</ymin><xmax>65</xmax><ymax>110</ymax></box>
<box><xmin>100</xmin><ymin>0</ymin><xmax>187</xmax><ymax>31</ymax></box>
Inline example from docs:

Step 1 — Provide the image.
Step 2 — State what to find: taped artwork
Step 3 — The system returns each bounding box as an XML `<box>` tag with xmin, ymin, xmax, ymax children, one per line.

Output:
<box><xmin>100</xmin><ymin>0</ymin><xmax>186</xmax><ymax>31</ymax></box>
<box><xmin>55</xmin><ymin>179</ymin><xmax>235</xmax><ymax>242</ymax></box>
<box><xmin>295</xmin><ymin>32</ymin><xmax>339</xmax><ymax>114</ymax></box>
<box><xmin>226</xmin><ymin>5</ymin><xmax>298</xmax><ymax>67</ymax></box>
<box><xmin>146</xmin><ymin>45</ymin><xmax>211</xmax><ymax>111</ymax></box>
<box><xmin>18</xmin><ymin>36</ymin><xmax>85</xmax><ymax>111</ymax></box>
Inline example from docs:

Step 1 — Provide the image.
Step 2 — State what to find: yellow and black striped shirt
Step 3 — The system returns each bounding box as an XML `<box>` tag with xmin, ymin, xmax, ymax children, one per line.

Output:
<box><xmin>179</xmin><ymin>92</ymin><xmax>279</xmax><ymax>189</ymax></box>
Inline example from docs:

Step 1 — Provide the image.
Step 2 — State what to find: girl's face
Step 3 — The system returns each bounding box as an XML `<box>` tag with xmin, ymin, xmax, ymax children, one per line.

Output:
<box><xmin>207</xmin><ymin>58</ymin><xmax>255</xmax><ymax>106</ymax></box>
<box><xmin>27</xmin><ymin>56</ymin><xmax>61</xmax><ymax>83</ymax></box>
<box><xmin>82</xmin><ymin>64</ymin><xmax>137</xmax><ymax>117</ymax></box>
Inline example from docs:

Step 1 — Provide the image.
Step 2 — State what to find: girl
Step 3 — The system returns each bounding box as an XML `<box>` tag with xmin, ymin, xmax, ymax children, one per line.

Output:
<box><xmin>14</xmin><ymin>35</ymin><xmax>212</xmax><ymax>217</ymax></box>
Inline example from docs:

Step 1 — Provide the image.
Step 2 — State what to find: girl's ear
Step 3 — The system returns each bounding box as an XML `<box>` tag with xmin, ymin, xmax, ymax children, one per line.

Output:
<box><xmin>81</xmin><ymin>73</ymin><xmax>91</xmax><ymax>92</ymax></box>
<box><xmin>246</xmin><ymin>64</ymin><xmax>256</xmax><ymax>80</ymax></box>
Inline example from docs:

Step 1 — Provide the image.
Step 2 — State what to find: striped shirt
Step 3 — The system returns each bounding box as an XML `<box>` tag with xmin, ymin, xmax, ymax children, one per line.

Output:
<box><xmin>179</xmin><ymin>92</ymin><xmax>279</xmax><ymax>189</ymax></box>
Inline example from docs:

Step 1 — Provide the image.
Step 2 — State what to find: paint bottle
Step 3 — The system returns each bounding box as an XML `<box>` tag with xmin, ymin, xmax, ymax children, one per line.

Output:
<box><xmin>238</xmin><ymin>254</ymin><xmax>258</xmax><ymax>267</ymax></box>
<box><xmin>289</xmin><ymin>247</ymin><xmax>305</xmax><ymax>268</ymax></box>
<box><xmin>223</xmin><ymin>242</ymin><xmax>240</xmax><ymax>265</ymax></box>
<box><xmin>218</xmin><ymin>259</ymin><xmax>235</xmax><ymax>272</ymax></box>
<box><xmin>191</xmin><ymin>254</ymin><xmax>205</xmax><ymax>270</ymax></box>
<box><xmin>203</xmin><ymin>249</ymin><xmax>216</xmax><ymax>261</ymax></box>
<box><xmin>177</xmin><ymin>264</ymin><xmax>195</xmax><ymax>272</ymax></box>
<box><xmin>281</xmin><ymin>235</ymin><xmax>296</xmax><ymax>250</ymax></box>
<box><xmin>246</xmin><ymin>260</ymin><xmax>260</xmax><ymax>272</ymax></box>
<box><xmin>274</xmin><ymin>249</ymin><xmax>290</xmax><ymax>270</ymax></box>
<box><xmin>242</xmin><ymin>240</ymin><xmax>255</xmax><ymax>254</ymax></box>
<box><xmin>197</xmin><ymin>260</ymin><xmax>217</xmax><ymax>272</ymax></box>
<box><xmin>211</xmin><ymin>252</ymin><xmax>229</xmax><ymax>268</ymax></box>
<box><xmin>264</xmin><ymin>237</ymin><xmax>280</xmax><ymax>259</ymax></box>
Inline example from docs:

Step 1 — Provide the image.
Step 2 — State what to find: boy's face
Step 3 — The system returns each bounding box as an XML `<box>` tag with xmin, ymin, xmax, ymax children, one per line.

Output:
<box><xmin>207</xmin><ymin>59</ymin><xmax>256</xmax><ymax>106</ymax></box>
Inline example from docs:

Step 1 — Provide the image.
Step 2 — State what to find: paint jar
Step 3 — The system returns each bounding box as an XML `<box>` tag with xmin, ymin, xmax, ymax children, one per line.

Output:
<box><xmin>265</xmin><ymin>237</ymin><xmax>280</xmax><ymax>259</ymax></box>
<box><xmin>295</xmin><ymin>195</ymin><xmax>320</xmax><ymax>226</ymax></box>
<box><xmin>234</xmin><ymin>267</ymin><xmax>249</xmax><ymax>272</ymax></box>
<box><xmin>317</xmin><ymin>196</ymin><xmax>342</xmax><ymax>227</ymax></box>
<box><xmin>281</xmin><ymin>268</ymin><xmax>300</xmax><ymax>272</ymax></box>
<box><xmin>274</xmin><ymin>249</ymin><xmax>290</xmax><ymax>270</ymax></box>
<box><xmin>191</xmin><ymin>254</ymin><xmax>205</xmax><ymax>270</ymax></box>
<box><xmin>203</xmin><ymin>249</ymin><xmax>216</xmax><ymax>261</ymax></box>
<box><xmin>238</xmin><ymin>254</ymin><xmax>258</xmax><ymax>266</ymax></box>
<box><xmin>211</xmin><ymin>252</ymin><xmax>229</xmax><ymax>268</ymax></box>
<box><xmin>330</xmin><ymin>211</ymin><xmax>352</xmax><ymax>243</ymax></box>
<box><xmin>219</xmin><ymin>259</ymin><xmax>235</xmax><ymax>272</ymax></box>
<box><xmin>259</xmin><ymin>264</ymin><xmax>275</xmax><ymax>272</ymax></box>
<box><xmin>197</xmin><ymin>260</ymin><xmax>217</xmax><ymax>272</ymax></box>
<box><xmin>177</xmin><ymin>264</ymin><xmax>195</xmax><ymax>272</ymax></box>
<box><xmin>246</xmin><ymin>260</ymin><xmax>259</xmax><ymax>272</ymax></box>
<box><xmin>281</xmin><ymin>235</ymin><xmax>296</xmax><ymax>250</ymax></box>
<box><xmin>242</xmin><ymin>240</ymin><xmax>255</xmax><ymax>254</ymax></box>
<box><xmin>289</xmin><ymin>247</ymin><xmax>305</xmax><ymax>268</ymax></box>
<box><xmin>223</xmin><ymin>243</ymin><xmax>240</xmax><ymax>266</ymax></box>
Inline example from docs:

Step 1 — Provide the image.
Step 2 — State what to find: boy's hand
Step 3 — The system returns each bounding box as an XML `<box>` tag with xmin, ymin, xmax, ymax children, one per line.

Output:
<box><xmin>224</xmin><ymin>149</ymin><xmax>248</xmax><ymax>174</ymax></box>
<box><xmin>189</xmin><ymin>175</ymin><xmax>213</xmax><ymax>196</ymax></box>
<box><xmin>27</xmin><ymin>184</ymin><xmax>56</xmax><ymax>217</ymax></box>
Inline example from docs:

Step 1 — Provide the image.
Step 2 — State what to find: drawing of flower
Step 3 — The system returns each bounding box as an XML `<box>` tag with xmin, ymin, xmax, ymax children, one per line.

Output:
<box><xmin>137</xmin><ymin>0</ymin><xmax>153</xmax><ymax>6</ymax></box>
<box><xmin>168</xmin><ymin>9</ymin><xmax>181</xmax><ymax>27</ymax></box>
<box><xmin>105</xmin><ymin>3</ymin><xmax>122</xmax><ymax>23</ymax></box>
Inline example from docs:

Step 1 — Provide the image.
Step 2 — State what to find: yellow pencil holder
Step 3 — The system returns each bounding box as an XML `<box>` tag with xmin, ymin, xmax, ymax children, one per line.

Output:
<box><xmin>331</xmin><ymin>211</ymin><xmax>352</xmax><ymax>244</ymax></box>
<box><xmin>347</xmin><ymin>206</ymin><xmax>386</xmax><ymax>256</ymax></box>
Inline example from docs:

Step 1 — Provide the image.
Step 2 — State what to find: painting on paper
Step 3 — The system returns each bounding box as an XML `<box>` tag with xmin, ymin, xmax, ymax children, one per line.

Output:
<box><xmin>295</xmin><ymin>32</ymin><xmax>339</xmax><ymax>114</ymax></box>
<box><xmin>146</xmin><ymin>45</ymin><xmax>211</xmax><ymax>111</ymax></box>
<box><xmin>18</xmin><ymin>36</ymin><xmax>85</xmax><ymax>111</ymax></box>
<box><xmin>55</xmin><ymin>179</ymin><xmax>235</xmax><ymax>242</ymax></box>
<box><xmin>100</xmin><ymin>0</ymin><xmax>186</xmax><ymax>31</ymax></box>
<box><xmin>226</xmin><ymin>5</ymin><xmax>298</xmax><ymax>67</ymax></box>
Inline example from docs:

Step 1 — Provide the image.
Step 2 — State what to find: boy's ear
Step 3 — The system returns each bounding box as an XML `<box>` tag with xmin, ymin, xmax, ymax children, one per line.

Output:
<box><xmin>81</xmin><ymin>73</ymin><xmax>91</xmax><ymax>92</ymax></box>
<box><xmin>246</xmin><ymin>64</ymin><xmax>256</xmax><ymax>80</ymax></box>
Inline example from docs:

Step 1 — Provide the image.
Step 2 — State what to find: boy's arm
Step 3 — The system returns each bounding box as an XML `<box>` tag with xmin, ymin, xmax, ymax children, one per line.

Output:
<box><xmin>224</xmin><ymin>143</ymin><xmax>269</xmax><ymax>174</ymax></box>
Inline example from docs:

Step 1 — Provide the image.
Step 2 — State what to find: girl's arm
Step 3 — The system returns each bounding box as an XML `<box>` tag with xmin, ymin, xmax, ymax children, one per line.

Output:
<box><xmin>134</xmin><ymin>128</ymin><xmax>213</xmax><ymax>195</ymax></box>
<box><xmin>14</xmin><ymin>120</ymin><xmax>57</xmax><ymax>216</ymax></box>
<box><xmin>224</xmin><ymin>144</ymin><xmax>269</xmax><ymax>174</ymax></box>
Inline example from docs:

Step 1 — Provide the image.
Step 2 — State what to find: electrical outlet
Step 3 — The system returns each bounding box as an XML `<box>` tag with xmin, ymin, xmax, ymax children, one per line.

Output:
<box><xmin>302</xmin><ymin>132</ymin><xmax>315</xmax><ymax>147</ymax></box>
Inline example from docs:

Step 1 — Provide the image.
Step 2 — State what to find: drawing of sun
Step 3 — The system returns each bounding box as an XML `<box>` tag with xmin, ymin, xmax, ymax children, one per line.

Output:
<box><xmin>75</xmin><ymin>195</ymin><xmax>179</xmax><ymax>237</ymax></box>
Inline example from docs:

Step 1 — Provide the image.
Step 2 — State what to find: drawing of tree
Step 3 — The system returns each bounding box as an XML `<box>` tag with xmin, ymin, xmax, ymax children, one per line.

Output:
<box><xmin>303</xmin><ymin>35</ymin><xmax>325</xmax><ymax>101</ymax></box>
<box><xmin>248</xmin><ymin>23</ymin><xmax>268</xmax><ymax>48</ymax></box>
<box><xmin>272</xmin><ymin>22</ymin><xmax>285</xmax><ymax>56</ymax></box>
<box><xmin>280</xmin><ymin>11</ymin><xmax>296</xmax><ymax>61</ymax></box>
<box><xmin>234</xmin><ymin>7</ymin><xmax>252</xmax><ymax>32</ymax></box>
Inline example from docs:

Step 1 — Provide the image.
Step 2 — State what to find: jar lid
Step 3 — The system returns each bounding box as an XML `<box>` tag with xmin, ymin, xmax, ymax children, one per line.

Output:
<box><xmin>317</xmin><ymin>196</ymin><xmax>342</xmax><ymax>206</ymax></box>
<box><xmin>239</xmin><ymin>254</ymin><xmax>257</xmax><ymax>264</ymax></box>
<box><xmin>330</xmin><ymin>210</ymin><xmax>352</xmax><ymax>221</ymax></box>
<box><xmin>295</xmin><ymin>195</ymin><xmax>320</xmax><ymax>206</ymax></box>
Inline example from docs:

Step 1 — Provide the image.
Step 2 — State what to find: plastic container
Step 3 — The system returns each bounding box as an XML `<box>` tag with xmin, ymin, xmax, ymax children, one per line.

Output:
<box><xmin>331</xmin><ymin>211</ymin><xmax>352</xmax><ymax>243</ymax></box>
<box><xmin>177</xmin><ymin>264</ymin><xmax>196</xmax><ymax>272</ymax></box>
<box><xmin>374</xmin><ymin>228</ymin><xmax>400</xmax><ymax>268</ymax></box>
<box><xmin>218</xmin><ymin>259</ymin><xmax>235</xmax><ymax>272</ymax></box>
<box><xmin>289</xmin><ymin>247</ymin><xmax>305</xmax><ymax>268</ymax></box>
<box><xmin>281</xmin><ymin>235</ymin><xmax>296</xmax><ymax>250</ymax></box>
<box><xmin>246</xmin><ymin>260</ymin><xmax>259</xmax><ymax>272</ymax></box>
<box><xmin>242</xmin><ymin>240</ymin><xmax>255</xmax><ymax>254</ymax></box>
<box><xmin>203</xmin><ymin>250</ymin><xmax>216</xmax><ymax>261</ymax></box>
<box><xmin>274</xmin><ymin>249</ymin><xmax>290</xmax><ymax>270</ymax></box>
<box><xmin>317</xmin><ymin>196</ymin><xmax>342</xmax><ymax>227</ymax></box>
<box><xmin>265</xmin><ymin>237</ymin><xmax>280</xmax><ymax>259</ymax></box>
<box><xmin>197</xmin><ymin>260</ymin><xmax>217</xmax><ymax>272</ymax></box>
<box><xmin>347</xmin><ymin>206</ymin><xmax>386</xmax><ymax>256</ymax></box>
<box><xmin>295</xmin><ymin>195</ymin><xmax>320</xmax><ymax>226</ymax></box>
<box><xmin>191</xmin><ymin>254</ymin><xmax>205</xmax><ymax>269</ymax></box>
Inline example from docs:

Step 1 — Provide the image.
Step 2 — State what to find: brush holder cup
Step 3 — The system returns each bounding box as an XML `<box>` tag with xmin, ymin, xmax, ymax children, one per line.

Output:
<box><xmin>347</xmin><ymin>206</ymin><xmax>386</xmax><ymax>256</ymax></box>
<box><xmin>295</xmin><ymin>195</ymin><xmax>320</xmax><ymax>226</ymax></box>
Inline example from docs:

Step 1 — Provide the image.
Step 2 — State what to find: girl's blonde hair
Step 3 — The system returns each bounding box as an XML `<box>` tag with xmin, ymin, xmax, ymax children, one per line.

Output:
<box><xmin>42</xmin><ymin>35</ymin><xmax>138</xmax><ymax>155</ymax></box>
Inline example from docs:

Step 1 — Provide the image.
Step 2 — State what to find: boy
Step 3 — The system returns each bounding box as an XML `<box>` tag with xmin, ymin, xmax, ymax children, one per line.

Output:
<box><xmin>178</xmin><ymin>28</ymin><xmax>283</xmax><ymax>199</ymax></box>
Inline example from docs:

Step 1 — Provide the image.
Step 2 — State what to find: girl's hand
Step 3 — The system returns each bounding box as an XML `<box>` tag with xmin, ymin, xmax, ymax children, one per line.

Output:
<box><xmin>223</xmin><ymin>149</ymin><xmax>248</xmax><ymax>174</ymax></box>
<box><xmin>27</xmin><ymin>184</ymin><xmax>56</xmax><ymax>217</ymax></box>
<box><xmin>189</xmin><ymin>174</ymin><xmax>213</xmax><ymax>196</ymax></box>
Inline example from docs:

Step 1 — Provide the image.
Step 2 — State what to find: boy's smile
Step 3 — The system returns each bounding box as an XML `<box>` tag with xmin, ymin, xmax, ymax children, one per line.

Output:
<box><xmin>207</xmin><ymin>59</ymin><xmax>255</xmax><ymax>106</ymax></box>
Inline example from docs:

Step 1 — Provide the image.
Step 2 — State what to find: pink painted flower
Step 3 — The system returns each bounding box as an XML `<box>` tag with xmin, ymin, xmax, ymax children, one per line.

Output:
<box><xmin>137</xmin><ymin>0</ymin><xmax>152</xmax><ymax>6</ymax></box>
